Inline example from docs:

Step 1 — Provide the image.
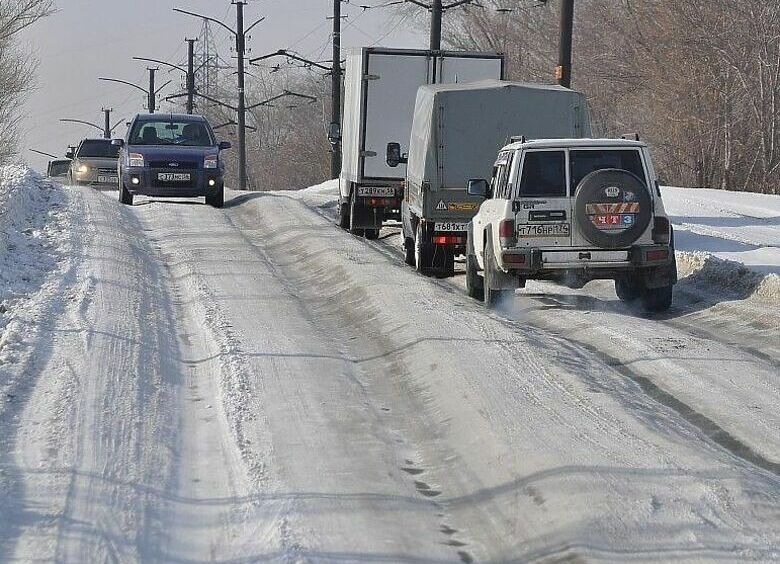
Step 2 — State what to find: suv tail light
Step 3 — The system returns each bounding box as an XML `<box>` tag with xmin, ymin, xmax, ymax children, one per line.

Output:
<box><xmin>499</xmin><ymin>219</ymin><xmax>516</xmax><ymax>248</ymax></box>
<box><xmin>652</xmin><ymin>216</ymin><xmax>671</xmax><ymax>244</ymax></box>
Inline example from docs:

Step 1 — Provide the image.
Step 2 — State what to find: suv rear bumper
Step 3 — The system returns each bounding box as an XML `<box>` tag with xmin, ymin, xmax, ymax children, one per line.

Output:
<box><xmin>498</xmin><ymin>244</ymin><xmax>676</xmax><ymax>284</ymax></box>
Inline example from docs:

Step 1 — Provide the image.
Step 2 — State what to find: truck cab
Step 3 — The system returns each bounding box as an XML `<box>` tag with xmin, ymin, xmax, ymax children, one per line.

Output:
<box><xmin>467</xmin><ymin>137</ymin><xmax>677</xmax><ymax>312</ymax></box>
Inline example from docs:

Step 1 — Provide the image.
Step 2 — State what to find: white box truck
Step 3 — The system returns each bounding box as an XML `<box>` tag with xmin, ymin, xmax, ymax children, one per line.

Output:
<box><xmin>395</xmin><ymin>80</ymin><xmax>592</xmax><ymax>274</ymax></box>
<box><xmin>336</xmin><ymin>47</ymin><xmax>505</xmax><ymax>238</ymax></box>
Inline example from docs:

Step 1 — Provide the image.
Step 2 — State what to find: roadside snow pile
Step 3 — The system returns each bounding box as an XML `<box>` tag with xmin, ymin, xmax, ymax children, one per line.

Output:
<box><xmin>301</xmin><ymin>179</ymin><xmax>338</xmax><ymax>195</ymax></box>
<box><xmin>0</xmin><ymin>165</ymin><xmax>66</xmax><ymax>351</ymax></box>
<box><xmin>662</xmin><ymin>186</ymin><xmax>780</xmax><ymax>304</ymax></box>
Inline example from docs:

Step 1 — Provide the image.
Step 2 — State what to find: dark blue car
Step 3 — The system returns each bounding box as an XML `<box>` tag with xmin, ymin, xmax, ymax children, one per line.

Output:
<box><xmin>114</xmin><ymin>113</ymin><xmax>231</xmax><ymax>207</ymax></box>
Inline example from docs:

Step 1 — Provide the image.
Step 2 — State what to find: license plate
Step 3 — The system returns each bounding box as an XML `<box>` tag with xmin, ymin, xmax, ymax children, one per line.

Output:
<box><xmin>358</xmin><ymin>186</ymin><xmax>395</xmax><ymax>197</ymax></box>
<box><xmin>97</xmin><ymin>175</ymin><xmax>117</xmax><ymax>183</ymax></box>
<box><xmin>434</xmin><ymin>222</ymin><xmax>469</xmax><ymax>232</ymax></box>
<box><xmin>518</xmin><ymin>223</ymin><xmax>570</xmax><ymax>237</ymax></box>
<box><xmin>158</xmin><ymin>173</ymin><xmax>191</xmax><ymax>182</ymax></box>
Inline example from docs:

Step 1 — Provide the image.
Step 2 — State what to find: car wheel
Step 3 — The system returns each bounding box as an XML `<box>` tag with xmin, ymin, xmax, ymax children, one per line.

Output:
<box><xmin>364</xmin><ymin>228</ymin><xmax>380</xmax><ymax>240</ymax></box>
<box><xmin>615</xmin><ymin>278</ymin><xmax>641</xmax><ymax>302</ymax></box>
<box><xmin>404</xmin><ymin>238</ymin><xmax>415</xmax><ymax>266</ymax></box>
<box><xmin>466</xmin><ymin>253</ymin><xmax>484</xmax><ymax>300</ymax></box>
<box><xmin>206</xmin><ymin>185</ymin><xmax>224</xmax><ymax>208</ymax></box>
<box><xmin>483</xmin><ymin>233</ymin><xmax>511</xmax><ymax>307</ymax></box>
<box><xmin>119</xmin><ymin>183</ymin><xmax>133</xmax><ymax>205</ymax></box>
<box><xmin>641</xmin><ymin>284</ymin><xmax>673</xmax><ymax>313</ymax></box>
<box><xmin>414</xmin><ymin>222</ymin><xmax>432</xmax><ymax>274</ymax></box>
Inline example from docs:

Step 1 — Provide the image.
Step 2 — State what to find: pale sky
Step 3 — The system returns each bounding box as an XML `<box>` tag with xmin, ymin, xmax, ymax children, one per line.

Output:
<box><xmin>20</xmin><ymin>0</ymin><xmax>428</xmax><ymax>171</ymax></box>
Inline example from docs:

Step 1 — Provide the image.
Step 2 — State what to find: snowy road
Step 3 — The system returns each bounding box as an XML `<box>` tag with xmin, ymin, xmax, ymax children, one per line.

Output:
<box><xmin>1</xmin><ymin>181</ymin><xmax>779</xmax><ymax>562</ymax></box>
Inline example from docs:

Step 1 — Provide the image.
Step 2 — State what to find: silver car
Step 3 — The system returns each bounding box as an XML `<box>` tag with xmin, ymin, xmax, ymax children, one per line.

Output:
<box><xmin>67</xmin><ymin>138</ymin><xmax>120</xmax><ymax>188</ymax></box>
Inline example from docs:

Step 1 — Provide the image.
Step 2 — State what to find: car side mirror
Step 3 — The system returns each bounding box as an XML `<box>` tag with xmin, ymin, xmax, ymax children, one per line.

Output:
<box><xmin>467</xmin><ymin>178</ymin><xmax>489</xmax><ymax>198</ymax></box>
<box><xmin>65</xmin><ymin>151</ymin><xmax>74</xmax><ymax>159</ymax></box>
<box><xmin>111</xmin><ymin>138</ymin><xmax>124</xmax><ymax>147</ymax></box>
<box><xmin>219</xmin><ymin>141</ymin><xmax>232</xmax><ymax>150</ymax></box>
<box><xmin>386</xmin><ymin>142</ymin><xmax>408</xmax><ymax>168</ymax></box>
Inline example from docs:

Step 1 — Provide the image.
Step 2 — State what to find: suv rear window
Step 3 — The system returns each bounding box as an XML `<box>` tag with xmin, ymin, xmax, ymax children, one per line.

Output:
<box><xmin>518</xmin><ymin>151</ymin><xmax>566</xmax><ymax>197</ymax></box>
<box><xmin>77</xmin><ymin>140</ymin><xmax>119</xmax><ymax>158</ymax></box>
<box><xmin>570</xmin><ymin>149</ymin><xmax>645</xmax><ymax>189</ymax></box>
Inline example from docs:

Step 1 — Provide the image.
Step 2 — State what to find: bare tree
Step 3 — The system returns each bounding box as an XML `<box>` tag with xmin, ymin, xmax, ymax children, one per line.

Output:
<box><xmin>0</xmin><ymin>0</ymin><xmax>54</xmax><ymax>163</ymax></box>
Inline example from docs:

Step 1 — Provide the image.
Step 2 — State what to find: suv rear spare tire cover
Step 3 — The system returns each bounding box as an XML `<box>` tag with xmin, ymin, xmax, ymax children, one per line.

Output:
<box><xmin>573</xmin><ymin>168</ymin><xmax>652</xmax><ymax>248</ymax></box>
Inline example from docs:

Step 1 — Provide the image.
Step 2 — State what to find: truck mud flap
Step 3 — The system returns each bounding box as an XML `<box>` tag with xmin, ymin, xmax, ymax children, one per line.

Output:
<box><xmin>351</xmin><ymin>200</ymin><xmax>385</xmax><ymax>230</ymax></box>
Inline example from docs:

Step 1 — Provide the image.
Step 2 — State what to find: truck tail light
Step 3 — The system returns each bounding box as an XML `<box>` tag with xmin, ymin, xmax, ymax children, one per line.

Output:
<box><xmin>652</xmin><ymin>217</ymin><xmax>671</xmax><ymax>244</ymax></box>
<box><xmin>433</xmin><ymin>235</ymin><xmax>465</xmax><ymax>245</ymax></box>
<box><xmin>499</xmin><ymin>219</ymin><xmax>516</xmax><ymax>248</ymax></box>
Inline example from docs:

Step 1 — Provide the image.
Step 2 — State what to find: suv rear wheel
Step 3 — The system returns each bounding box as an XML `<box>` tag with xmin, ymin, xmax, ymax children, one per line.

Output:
<box><xmin>641</xmin><ymin>284</ymin><xmax>673</xmax><ymax>313</ymax></box>
<box><xmin>615</xmin><ymin>278</ymin><xmax>641</xmax><ymax>302</ymax></box>
<box><xmin>483</xmin><ymin>233</ymin><xmax>512</xmax><ymax>307</ymax></box>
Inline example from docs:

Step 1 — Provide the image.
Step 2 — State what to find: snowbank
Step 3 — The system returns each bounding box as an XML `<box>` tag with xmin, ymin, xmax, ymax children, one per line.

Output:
<box><xmin>661</xmin><ymin>186</ymin><xmax>780</xmax><ymax>304</ymax></box>
<box><xmin>300</xmin><ymin>178</ymin><xmax>339</xmax><ymax>195</ymax></box>
<box><xmin>0</xmin><ymin>165</ymin><xmax>66</xmax><ymax>355</ymax></box>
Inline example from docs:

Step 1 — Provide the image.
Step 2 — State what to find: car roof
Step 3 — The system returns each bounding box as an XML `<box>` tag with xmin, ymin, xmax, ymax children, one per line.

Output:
<box><xmin>133</xmin><ymin>112</ymin><xmax>207</xmax><ymax>122</ymax></box>
<box><xmin>502</xmin><ymin>138</ymin><xmax>647</xmax><ymax>151</ymax></box>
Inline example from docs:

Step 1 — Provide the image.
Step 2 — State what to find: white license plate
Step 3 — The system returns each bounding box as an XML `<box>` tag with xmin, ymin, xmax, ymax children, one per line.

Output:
<box><xmin>97</xmin><ymin>175</ymin><xmax>117</xmax><ymax>183</ymax></box>
<box><xmin>158</xmin><ymin>173</ymin><xmax>191</xmax><ymax>182</ymax></box>
<box><xmin>518</xmin><ymin>223</ymin><xmax>571</xmax><ymax>237</ymax></box>
<box><xmin>358</xmin><ymin>186</ymin><xmax>395</xmax><ymax>197</ymax></box>
<box><xmin>434</xmin><ymin>222</ymin><xmax>469</xmax><ymax>232</ymax></box>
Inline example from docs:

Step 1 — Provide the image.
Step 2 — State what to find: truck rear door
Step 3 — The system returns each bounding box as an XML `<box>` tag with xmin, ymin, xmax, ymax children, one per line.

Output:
<box><xmin>513</xmin><ymin>149</ymin><xmax>573</xmax><ymax>249</ymax></box>
<box><xmin>362</xmin><ymin>53</ymin><xmax>431</xmax><ymax>180</ymax></box>
<box><xmin>436</xmin><ymin>55</ymin><xmax>503</xmax><ymax>84</ymax></box>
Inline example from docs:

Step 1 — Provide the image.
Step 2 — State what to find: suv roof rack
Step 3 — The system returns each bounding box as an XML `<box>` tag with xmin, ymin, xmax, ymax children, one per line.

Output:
<box><xmin>621</xmin><ymin>133</ymin><xmax>640</xmax><ymax>141</ymax></box>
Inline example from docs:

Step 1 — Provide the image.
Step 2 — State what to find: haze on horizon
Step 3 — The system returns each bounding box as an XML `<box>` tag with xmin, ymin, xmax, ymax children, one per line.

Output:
<box><xmin>20</xmin><ymin>0</ymin><xmax>426</xmax><ymax>172</ymax></box>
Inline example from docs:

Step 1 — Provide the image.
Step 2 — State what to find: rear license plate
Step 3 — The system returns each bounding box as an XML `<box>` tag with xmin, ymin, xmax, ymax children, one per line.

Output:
<box><xmin>358</xmin><ymin>186</ymin><xmax>395</xmax><ymax>197</ymax></box>
<box><xmin>518</xmin><ymin>223</ymin><xmax>570</xmax><ymax>237</ymax></box>
<box><xmin>97</xmin><ymin>175</ymin><xmax>117</xmax><ymax>183</ymax></box>
<box><xmin>434</xmin><ymin>222</ymin><xmax>469</xmax><ymax>232</ymax></box>
<box><xmin>158</xmin><ymin>173</ymin><xmax>191</xmax><ymax>182</ymax></box>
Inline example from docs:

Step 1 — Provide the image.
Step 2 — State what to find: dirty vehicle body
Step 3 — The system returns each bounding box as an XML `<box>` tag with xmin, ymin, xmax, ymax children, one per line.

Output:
<box><xmin>47</xmin><ymin>159</ymin><xmax>71</xmax><ymax>181</ymax></box>
<box><xmin>337</xmin><ymin>47</ymin><xmax>504</xmax><ymax>239</ymax></box>
<box><xmin>114</xmin><ymin>113</ymin><xmax>230</xmax><ymax>207</ymax></box>
<box><xmin>467</xmin><ymin>137</ymin><xmax>677</xmax><ymax>312</ymax></box>
<box><xmin>66</xmin><ymin>139</ymin><xmax>120</xmax><ymax>188</ymax></box>
<box><xmin>400</xmin><ymin>80</ymin><xmax>591</xmax><ymax>274</ymax></box>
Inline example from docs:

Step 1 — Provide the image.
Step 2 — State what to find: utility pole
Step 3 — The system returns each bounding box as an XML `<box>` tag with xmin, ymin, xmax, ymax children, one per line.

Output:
<box><xmin>331</xmin><ymin>0</ymin><xmax>342</xmax><ymax>178</ymax></box>
<box><xmin>556</xmin><ymin>0</ymin><xmax>574</xmax><ymax>88</ymax></box>
<box><xmin>186</xmin><ymin>38</ymin><xmax>197</xmax><ymax>113</ymax></box>
<box><xmin>102</xmin><ymin>108</ymin><xmax>112</xmax><ymax>138</ymax></box>
<box><xmin>174</xmin><ymin>3</ymin><xmax>264</xmax><ymax>191</ymax></box>
<box><xmin>235</xmin><ymin>0</ymin><xmax>248</xmax><ymax>191</ymax></box>
<box><xmin>148</xmin><ymin>68</ymin><xmax>158</xmax><ymax>113</ymax></box>
<box><xmin>430</xmin><ymin>0</ymin><xmax>442</xmax><ymax>50</ymax></box>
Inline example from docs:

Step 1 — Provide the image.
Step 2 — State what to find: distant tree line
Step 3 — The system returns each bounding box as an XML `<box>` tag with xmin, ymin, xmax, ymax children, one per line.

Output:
<box><xmin>0</xmin><ymin>0</ymin><xmax>54</xmax><ymax>163</ymax></box>
<box><xmin>205</xmin><ymin>0</ymin><xmax>780</xmax><ymax>194</ymax></box>
<box><xmin>439</xmin><ymin>0</ymin><xmax>780</xmax><ymax>194</ymax></box>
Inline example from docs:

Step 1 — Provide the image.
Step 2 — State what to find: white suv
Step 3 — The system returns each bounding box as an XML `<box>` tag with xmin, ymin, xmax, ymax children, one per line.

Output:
<box><xmin>466</xmin><ymin>137</ymin><xmax>677</xmax><ymax>312</ymax></box>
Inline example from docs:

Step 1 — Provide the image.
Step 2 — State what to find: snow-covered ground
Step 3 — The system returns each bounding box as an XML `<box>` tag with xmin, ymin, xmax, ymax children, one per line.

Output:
<box><xmin>0</xmin><ymin>169</ymin><xmax>778</xmax><ymax>562</ymax></box>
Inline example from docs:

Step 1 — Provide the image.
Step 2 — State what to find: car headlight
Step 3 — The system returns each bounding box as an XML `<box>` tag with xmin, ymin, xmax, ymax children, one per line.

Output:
<box><xmin>129</xmin><ymin>153</ymin><xmax>144</xmax><ymax>167</ymax></box>
<box><xmin>204</xmin><ymin>155</ymin><xmax>218</xmax><ymax>169</ymax></box>
<box><xmin>77</xmin><ymin>163</ymin><xmax>89</xmax><ymax>173</ymax></box>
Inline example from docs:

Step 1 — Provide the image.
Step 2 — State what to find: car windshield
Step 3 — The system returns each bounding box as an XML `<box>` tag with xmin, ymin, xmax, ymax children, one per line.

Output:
<box><xmin>129</xmin><ymin>119</ymin><xmax>215</xmax><ymax>147</ymax></box>
<box><xmin>49</xmin><ymin>161</ymin><xmax>70</xmax><ymax>176</ymax></box>
<box><xmin>570</xmin><ymin>149</ymin><xmax>645</xmax><ymax>188</ymax></box>
<box><xmin>77</xmin><ymin>140</ymin><xmax>120</xmax><ymax>158</ymax></box>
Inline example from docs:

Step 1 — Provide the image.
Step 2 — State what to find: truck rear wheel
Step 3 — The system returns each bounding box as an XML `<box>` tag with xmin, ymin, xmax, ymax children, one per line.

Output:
<box><xmin>404</xmin><ymin>238</ymin><xmax>415</xmax><ymax>266</ymax></box>
<box><xmin>337</xmin><ymin>195</ymin><xmax>350</xmax><ymax>229</ymax></box>
<box><xmin>119</xmin><ymin>183</ymin><xmax>133</xmax><ymax>206</ymax></box>
<box><xmin>414</xmin><ymin>222</ymin><xmax>432</xmax><ymax>273</ymax></box>
<box><xmin>364</xmin><ymin>228</ymin><xmax>380</xmax><ymax>240</ymax></box>
<box><xmin>349</xmin><ymin>191</ymin><xmax>365</xmax><ymax>236</ymax></box>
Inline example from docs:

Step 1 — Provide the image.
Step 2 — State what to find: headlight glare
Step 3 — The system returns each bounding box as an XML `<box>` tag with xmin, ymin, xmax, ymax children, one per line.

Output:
<box><xmin>129</xmin><ymin>153</ymin><xmax>144</xmax><ymax>167</ymax></box>
<box><xmin>77</xmin><ymin>163</ymin><xmax>89</xmax><ymax>173</ymax></box>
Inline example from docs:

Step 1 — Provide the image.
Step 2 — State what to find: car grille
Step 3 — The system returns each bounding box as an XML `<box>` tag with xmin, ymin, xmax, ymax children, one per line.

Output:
<box><xmin>149</xmin><ymin>160</ymin><xmax>198</xmax><ymax>170</ymax></box>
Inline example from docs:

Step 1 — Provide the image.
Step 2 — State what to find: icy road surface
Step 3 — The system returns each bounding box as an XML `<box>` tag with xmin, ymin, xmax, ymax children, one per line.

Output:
<box><xmin>1</xmin><ymin>177</ymin><xmax>779</xmax><ymax>562</ymax></box>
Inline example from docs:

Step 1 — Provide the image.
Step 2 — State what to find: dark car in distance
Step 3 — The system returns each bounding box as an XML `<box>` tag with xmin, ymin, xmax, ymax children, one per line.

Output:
<box><xmin>114</xmin><ymin>113</ymin><xmax>231</xmax><ymax>207</ymax></box>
